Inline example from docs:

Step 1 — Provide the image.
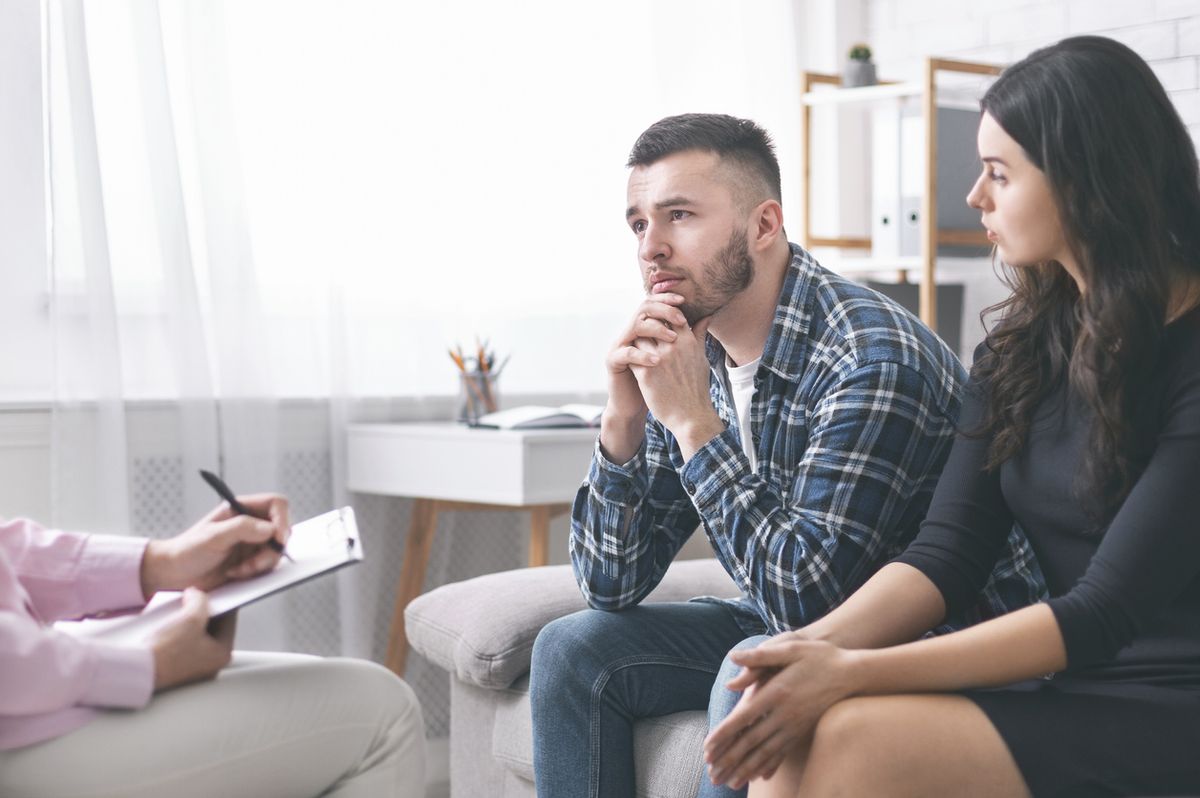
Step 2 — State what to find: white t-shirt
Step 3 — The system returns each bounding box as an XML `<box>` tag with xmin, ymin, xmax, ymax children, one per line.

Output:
<box><xmin>723</xmin><ymin>355</ymin><xmax>762</xmax><ymax>471</ymax></box>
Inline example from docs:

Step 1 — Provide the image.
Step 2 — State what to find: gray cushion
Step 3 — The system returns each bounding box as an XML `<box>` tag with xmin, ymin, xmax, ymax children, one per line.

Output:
<box><xmin>406</xmin><ymin>558</ymin><xmax>738</xmax><ymax>689</ymax></box>
<box><xmin>491</xmin><ymin>676</ymin><xmax>533</xmax><ymax>778</ymax></box>
<box><xmin>632</xmin><ymin>710</ymin><xmax>710</xmax><ymax>798</ymax></box>
<box><xmin>490</xmin><ymin>676</ymin><xmax>709</xmax><ymax>798</ymax></box>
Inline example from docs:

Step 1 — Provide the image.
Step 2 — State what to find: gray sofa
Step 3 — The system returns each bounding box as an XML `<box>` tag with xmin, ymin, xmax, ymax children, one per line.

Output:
<box><xmin>405</xmin><ymin>558</ymin><xmax>740</xmax><ymax>797</ymax></box>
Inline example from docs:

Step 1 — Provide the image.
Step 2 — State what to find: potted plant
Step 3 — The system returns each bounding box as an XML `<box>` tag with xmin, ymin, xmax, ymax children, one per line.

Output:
<box><xmin>844</xmin><ymin>42</ymin><xmax>877</xmax><ymax>88</ymax></box>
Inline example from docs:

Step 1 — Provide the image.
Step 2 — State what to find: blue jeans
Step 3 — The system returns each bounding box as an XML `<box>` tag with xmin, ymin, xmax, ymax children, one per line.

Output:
<box><xmin>696</xmin><ymin>635</ymin><xmax>771</xmax><ymax>798</ymax></box>
<box><xmin>530</xmin><ymin>602</ymin><xmax>759</xmax><ymax>798</ymax></box>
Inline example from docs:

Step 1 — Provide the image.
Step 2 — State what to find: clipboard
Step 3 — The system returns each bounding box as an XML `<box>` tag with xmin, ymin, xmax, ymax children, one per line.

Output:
<box><xmin>57</xmin><ymin>506</ymin><xmax>363</xmax><ymax>646</ymax></box>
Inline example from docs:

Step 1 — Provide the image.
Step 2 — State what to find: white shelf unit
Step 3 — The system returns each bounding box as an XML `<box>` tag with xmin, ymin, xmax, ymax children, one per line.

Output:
<box><xmin>811</xmin><ymin>255</ymin><xmax>923</xmax><ymax>275</ymax></box>
<box><xmin>800</xmin><ymin>57</ymin><xmax>1003</xmax><ymax>331</ymax></box>
<box><xmin>801</xmin><ymin>81</ymin><xmax>923</xmax><ymax>105</ymax></box>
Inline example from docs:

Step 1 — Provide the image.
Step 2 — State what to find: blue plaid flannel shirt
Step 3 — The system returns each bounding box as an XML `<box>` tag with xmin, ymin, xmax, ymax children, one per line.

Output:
<box><xmin>570</xmin><ymin>243</ymin><xmax>1046</xmax><ymax>635</ymax></box>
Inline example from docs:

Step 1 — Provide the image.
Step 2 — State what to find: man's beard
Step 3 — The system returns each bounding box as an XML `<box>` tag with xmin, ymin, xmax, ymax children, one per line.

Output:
<box><xmin>678</xmin><ymin>228</ymin><xmax>754</xmax><ymax>325</ymax></box>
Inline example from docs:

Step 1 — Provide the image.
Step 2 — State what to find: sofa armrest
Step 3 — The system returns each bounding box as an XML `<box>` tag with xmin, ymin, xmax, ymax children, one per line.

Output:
<box><xmin>406</xmin><ymin>558</ymin><xmax>738</xmax><ymax>689</ymax></box>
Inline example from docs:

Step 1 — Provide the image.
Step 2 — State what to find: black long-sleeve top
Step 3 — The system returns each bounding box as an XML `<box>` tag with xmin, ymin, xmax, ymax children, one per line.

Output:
<box><xmin>897</xmin><ymin>308</ymin><xmax>1200</xmax><ymax>683</ymax></box>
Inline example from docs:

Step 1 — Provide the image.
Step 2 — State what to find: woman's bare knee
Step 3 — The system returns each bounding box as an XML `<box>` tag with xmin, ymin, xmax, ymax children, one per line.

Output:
<box><xmin>809</xmin><ymin>696</ymin><xmax>878</xmax><ymax>759</ymax></box>
<box><xmin>801</xmin><ymin>695</ymin><xmax>1028</xmax><ymax>798</ymax></box>
<box><xmin>746</xmin><ymin>704</ymin><xmax>862</xmax><ymax>798</ymax></box>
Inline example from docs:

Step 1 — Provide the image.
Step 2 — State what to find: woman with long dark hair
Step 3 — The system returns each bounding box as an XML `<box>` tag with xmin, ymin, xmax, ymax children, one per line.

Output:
<box><xmin>702</xmin><ymin>35</ymin><xmax>1200</xmax><ymax>796</ymax></box>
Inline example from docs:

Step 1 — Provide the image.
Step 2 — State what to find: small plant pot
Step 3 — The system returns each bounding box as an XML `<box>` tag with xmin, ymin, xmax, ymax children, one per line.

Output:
<box><xmin>843</xmin><ymin>60</ymin><xmax>877</xmax><ymax>88</ymax></box>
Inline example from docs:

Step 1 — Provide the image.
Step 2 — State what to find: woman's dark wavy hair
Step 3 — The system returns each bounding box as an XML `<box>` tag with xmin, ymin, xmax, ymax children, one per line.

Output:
<box><xmin>973</xmin><ymin>35</ymin><xmax>1200</xmax><ymax>528</ymax></box>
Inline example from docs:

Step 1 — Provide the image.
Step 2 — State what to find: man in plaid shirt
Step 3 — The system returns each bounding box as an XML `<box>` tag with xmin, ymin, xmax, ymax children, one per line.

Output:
<box><xmin>530</xmin><ymin>114</ymin><xmax>1045</xmax><ymax>798</ymax></box>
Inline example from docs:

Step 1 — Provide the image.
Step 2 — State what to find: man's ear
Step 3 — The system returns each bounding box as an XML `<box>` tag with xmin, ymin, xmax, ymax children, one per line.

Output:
<box><xmin>751</xmin><ymin>200</ymin><xmax>784</xmax><ymax>251</ymax></box>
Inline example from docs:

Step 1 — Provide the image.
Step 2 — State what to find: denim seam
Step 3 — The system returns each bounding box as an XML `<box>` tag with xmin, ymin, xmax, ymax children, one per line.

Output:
<box><xmin>587</xmin><ymin>655</ymin><xmax>723</xmax><ymax>798</ymax></box>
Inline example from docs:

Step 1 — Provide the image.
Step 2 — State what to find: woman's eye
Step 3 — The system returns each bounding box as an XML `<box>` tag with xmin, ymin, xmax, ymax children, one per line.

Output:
<box><xmin>988</xmin><ymin>170</ymin><xmax>1006</xmax><ymax>183</ymax></box>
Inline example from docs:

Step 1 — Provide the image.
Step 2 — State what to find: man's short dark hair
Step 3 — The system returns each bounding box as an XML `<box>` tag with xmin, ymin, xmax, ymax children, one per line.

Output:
<box><xmin>626</xmin><ymin>113</ymin><xmax>782</xmax><ymax>207</ymax></box>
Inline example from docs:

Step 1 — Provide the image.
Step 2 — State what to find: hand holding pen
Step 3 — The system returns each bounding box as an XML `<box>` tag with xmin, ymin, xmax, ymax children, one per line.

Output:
<box><xmin>139</xmin><ymin>477</ymin><xmax>292</xmax><ymax>598</ymax></box>
<box><xmin>200</xmin><ymin>469</ymin><xmax>294</xmax><ymax>563</ymax></box>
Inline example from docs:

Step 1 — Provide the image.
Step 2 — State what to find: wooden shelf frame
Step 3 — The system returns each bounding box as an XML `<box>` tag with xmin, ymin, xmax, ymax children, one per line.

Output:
<box><xmin>800</xmin><ymin>57</ymin><xmax>1003</xmax><ymax>328</ymax></box>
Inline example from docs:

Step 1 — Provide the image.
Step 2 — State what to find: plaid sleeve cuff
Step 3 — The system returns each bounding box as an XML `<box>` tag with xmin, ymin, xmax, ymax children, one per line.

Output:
<box><xmin>76</xmin><ymin>535</ymin><xmax>150</xmax><ymax>615</ymax></box>
<box><xmin>678</xmin><ymin>427</ymin><xmax>752</xmax><ymax>512</ymax></box>
<box><xmin>587</xmin><ymin>438</ymin><xmax>648</xmax><ymax>504</ymax></box>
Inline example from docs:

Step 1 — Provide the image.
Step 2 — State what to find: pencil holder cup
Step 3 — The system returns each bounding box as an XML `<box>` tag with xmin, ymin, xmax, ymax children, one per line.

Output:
<box><xmin>458</xmin><ymin>371</ymin><xmax>499</xmax><ymax>424</ymax></box>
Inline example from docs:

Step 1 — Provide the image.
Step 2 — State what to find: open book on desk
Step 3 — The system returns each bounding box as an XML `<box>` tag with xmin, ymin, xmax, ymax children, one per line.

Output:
<box><xmin>57</xmin><ymin>507</ymin><xmax>362</xmax><ymax>646</ymax></box>
<box><xmin>473</xmin><ymin>403</ymin><xmax>604</xmax><ymax>430</ymax></box>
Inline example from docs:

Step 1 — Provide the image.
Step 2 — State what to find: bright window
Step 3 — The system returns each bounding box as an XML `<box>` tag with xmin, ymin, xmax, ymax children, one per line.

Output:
<box><xmin>28</xmin><ymin>0</ymin><xmax>802</xmax><ymax>401</ymax></box>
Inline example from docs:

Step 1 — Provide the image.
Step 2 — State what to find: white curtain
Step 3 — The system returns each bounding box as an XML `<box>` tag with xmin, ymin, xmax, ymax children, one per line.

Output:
<box><xmin>42</xmin><ymin>0</ymin><xmax>802</xmax><ymax>654</ymax></box>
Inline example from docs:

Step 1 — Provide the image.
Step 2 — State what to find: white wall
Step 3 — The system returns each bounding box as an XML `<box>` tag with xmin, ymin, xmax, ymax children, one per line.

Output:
<box><xmin>866</xmin><ymin>0</ymin><xmax>1200</xmax><ymax>142</ymax></box>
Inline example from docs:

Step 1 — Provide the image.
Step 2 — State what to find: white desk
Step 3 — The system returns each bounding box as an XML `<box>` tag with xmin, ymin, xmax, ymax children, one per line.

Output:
<box><xmin>346</xmin><ymin>422</ymin><xmax>598</xmax><ymax>675</ymax></box>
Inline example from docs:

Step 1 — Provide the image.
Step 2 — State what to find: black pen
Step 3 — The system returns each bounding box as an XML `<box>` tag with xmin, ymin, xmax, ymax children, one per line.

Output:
<box><xmin>199</xmin><ymin>469</ymin><xmax>294</xmax><ymax>562</ymax></box>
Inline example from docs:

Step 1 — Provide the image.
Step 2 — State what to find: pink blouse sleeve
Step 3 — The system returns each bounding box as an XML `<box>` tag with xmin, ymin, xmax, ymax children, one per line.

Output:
<box><xmin>1</xmin><ymin>518</ymin><xmax>149</xmax><ymax>621</ymax></box>
<box><xmin>0</xmin><ymin>519</ymin><xmax>154</xmax><ymax>716</ymax></box>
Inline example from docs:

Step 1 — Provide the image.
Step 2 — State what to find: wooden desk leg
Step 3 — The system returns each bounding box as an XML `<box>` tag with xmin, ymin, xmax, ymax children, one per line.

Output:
<box><xmin>528</xmin><ymin>503</ymin><xmax>571</xmax><ymax>568</ymax></box>
<box><xmin>385</xmin><ymin>498</ymin><xmax>438</xmax><ymax>677</ymax></box>
<box><xmin>529</xmin><ymin>505</ymin><xmax>550</xmax><ymax>567</ymax></box>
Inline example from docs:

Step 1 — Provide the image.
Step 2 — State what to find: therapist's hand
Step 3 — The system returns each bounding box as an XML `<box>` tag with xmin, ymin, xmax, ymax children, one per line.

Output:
<box><xmin>151</xmin><ymin>588</ymin><xmax>236</xmax><ymax>691</ymax></box>
<box><xmin>140</xmin><ymin>495</ymin><xmax>291</xmax><ymax>599</ymax></box>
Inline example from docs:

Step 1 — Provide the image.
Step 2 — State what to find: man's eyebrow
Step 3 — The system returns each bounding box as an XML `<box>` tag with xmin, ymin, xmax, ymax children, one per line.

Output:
<box><xmin>625</xmin><ymin>196</ymin><xmax>697</xmax><ymax>220</ymax></box>
<box><xmin>654</xmin><ymin>195</ymin><xmax>696</xmax><ymax>210</ymax></box>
